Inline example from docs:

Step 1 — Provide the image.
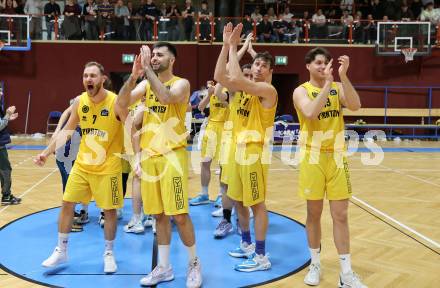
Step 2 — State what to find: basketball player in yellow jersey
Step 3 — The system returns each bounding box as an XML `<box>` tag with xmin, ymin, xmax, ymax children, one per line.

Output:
<box><xmin>117</xmin><ymin>42</ymin><xmax>202</xmax><ymax>288</ymax></box>
<box><xmin>34</xmin><ymin>62</ymin><xmax>128</xmax><ymax>274</ymax></box>
<box><xmin>292</xmin><ymin>47</ymin><xmax>366</xmax><ymax>288</ymax></box>
<box><xmin>214</xmin><ymin>23</ymin><xmax>277</xmax><ymax>272</ymax></box>
<box><xmin>190</xmin><ymin>80</ymin><xmax>228</xmax><ymax>207</ymax></box>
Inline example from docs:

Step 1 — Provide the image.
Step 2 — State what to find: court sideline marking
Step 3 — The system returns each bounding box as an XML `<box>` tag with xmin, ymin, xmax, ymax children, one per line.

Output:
<box><xmin>0</xmin><ymin>169</ymin><xmax>57</xmax><ymax>215</ymax></box>
<box><xmin>271</xmin><ymin>153</ymin><xmax>440</xmax><ymax>253</ymax></box>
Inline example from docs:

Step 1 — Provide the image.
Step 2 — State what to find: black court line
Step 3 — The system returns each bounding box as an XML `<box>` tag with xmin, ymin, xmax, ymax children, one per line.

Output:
<box><xmin>350</xmin><ymin>201</ymin><xmax>440</xmax><ymax>256</ymax></box>
<box><xmin>272</xmin><ymin>153</ymin><xmax>440</xmax><ymax>256</ymax></box>
<box><xmin>1</xmin><ymin>202</ymin><xmax>310</xmax><ymax>287</ymax></box>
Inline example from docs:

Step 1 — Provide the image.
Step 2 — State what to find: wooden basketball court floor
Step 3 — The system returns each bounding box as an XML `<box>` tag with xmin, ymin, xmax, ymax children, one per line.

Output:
<box><xmin>0</xmin><ymin>137</ymin><xmax>439</xmax><ymax>288</ymax></box>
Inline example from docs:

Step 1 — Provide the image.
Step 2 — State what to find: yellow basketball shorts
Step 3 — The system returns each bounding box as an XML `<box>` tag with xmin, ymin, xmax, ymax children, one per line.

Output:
<box><xmin>63</xmin><ymin>166</ymin><xmax>123</xmax><ymax>209</ymax></box>
<box><xmin>201</xmin><ymin>121</ymin><xmax>224</xmax><ymax>161</ymax></box>
<box><xmin>140</xmin><ymin>147</ymin><xmax>189</xmax><ymax>216</ymax></box>
<box><xmin>227</xmin><ymin>143</ymin><xmax>268</xmax><ymax>207</ymax></box>
<box><xmin>121</xmin><ymin>158</ymin><xmax>131</xmax><ymax>174</ymax></box>
<box><xmin>298</xmin><ymin>150</ymin><xmax>352</xmax><ymax>200</ymax></box>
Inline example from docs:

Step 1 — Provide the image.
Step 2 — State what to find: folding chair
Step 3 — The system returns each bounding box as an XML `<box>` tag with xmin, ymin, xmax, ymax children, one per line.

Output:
<box><xmin>46</xmin><ymin>111</ymin><xmax>62</xmax><ymax>136</ymax></box>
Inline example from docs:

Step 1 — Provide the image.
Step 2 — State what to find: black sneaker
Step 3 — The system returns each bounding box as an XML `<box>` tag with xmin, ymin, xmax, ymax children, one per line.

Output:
<box><xmin>1</xmin><ymin>194</ymin><xmax>22</xmax><ymax>205</ymax></box>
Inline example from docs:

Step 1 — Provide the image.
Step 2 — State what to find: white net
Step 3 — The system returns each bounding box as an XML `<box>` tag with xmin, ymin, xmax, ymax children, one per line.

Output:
<box><xmin>402</xmin><ymin>48</ymin><xmax>417</xmax><ymax>63</ymax></box>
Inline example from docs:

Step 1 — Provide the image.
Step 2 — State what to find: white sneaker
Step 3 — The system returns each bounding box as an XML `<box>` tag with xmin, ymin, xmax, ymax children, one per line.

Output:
<box><xmin>117</xmin><ymin>209</ymin><xmax>123</xmax><ymax>220</ymax></box>
<box><xmin>211</xmin><ymin>207</ymin><xmax>235</xmax><ymax>217</ymax></box>
<box><xmin>103</xmin><ymin>251</ymin><xmax>117</xmax><ymax>273</ymax></box>
<box><xmin>339</xmin><ymin>271</ymin><xmax>368</xmax><ymax>288</ymax></box>
<box><xmin>42</xmin><ymin>247</ymin><xmax>68</xmax><ymax>268</ymax></box>
<box><xmin>304</xmin><ymin>263</ymin><xmax>321</xmax><ymax>286</ymax></box>
<box><xmin>124</xmin><ymin>217</ymin><xmax>145</xmax><ymax>234</ymax></box>
<box><xmin>249</xmin><ymin>207</ymin><xmax>253</xmax><ymax>218</ymax></box>
<box><xmin>143</xmin><ymin>215</ymin><xmax>154</xmax><ymax>227</ymax></box>
<box><xmin>98</xmin><ymin>212</ymin><xmax>105</xmax><ymax>228</ymax></box>
<box><xmin>229</xmin><ymin>241</ymin><xmax>256</xmax><ymax>258</ymax></box>
<box><xmin>186</xmin><ymin>257</ymin><xmax>202</xmax><ymax>288</ymax></box>
<box><xmin>140</xmin><ymin>265</ymin><xmax>174</xmax><ymax>286</ymax></box>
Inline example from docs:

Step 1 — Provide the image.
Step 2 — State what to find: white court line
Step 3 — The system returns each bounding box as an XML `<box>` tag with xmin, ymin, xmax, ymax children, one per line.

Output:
<box><xmin>352</xmin><ymin>196</ymin><xmax>440</xmax><ymax>249</ymax></box>
<box><xmin>0</xmin><ymin>169</ymin><xmax>57</xmax><ymax>215</ymax></box>
<box><xmin>271</xmin><ymin>154</ymin><xmax>440</xmax><ymax>249</ymax></box>
<box><xmin>379</xmin><ymin>164</ymin><xmax>440</xmax><ymax>188</ymax></box>
<box><xmin>12</xmin><ymin>156</ymin><xmax>33</xmax><ymax>168</ymax></box>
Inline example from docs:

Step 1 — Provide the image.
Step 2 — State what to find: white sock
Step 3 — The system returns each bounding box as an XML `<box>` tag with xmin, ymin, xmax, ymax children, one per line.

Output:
<box><xmin>339</xmin><ymin>254</ymin><xmax>352</xmax><ymax>274</ymax></box>
<box><xmin>58</xmin><ymin>233</ymin><xmax>68</xmax><ymax>251</ymax></box>
<box><xmin>186</xmin><ymin>244</ymin><xmax>197</xmax><ymax>262</ymax></box>
<box><xmin>158</xmin><ymin>245</ymin><xmax>170</xmax><ymax>268</ymax></box>
<box><xmin>309</xmin><ymin>247</ymin><xmax>320</xmax><ymax>265</ymax></box>
<box><xmin>134</xmin><ymin>213</ymin><xmax>143</xmax><ymax>222</ymax></box>
<box><xmin>201</xmin><ymin>186</ymin><xmax>208</xmax><ymax>195</ymax></box>
<box><xmin>105</xmin><ymin>240</ymin><xmax>114</xmax><ymax>252</ymax></box>
<box><xmin>81</xmin><ymin>204</ymin><xmax>88</xmax><ymax>212</ymax></box>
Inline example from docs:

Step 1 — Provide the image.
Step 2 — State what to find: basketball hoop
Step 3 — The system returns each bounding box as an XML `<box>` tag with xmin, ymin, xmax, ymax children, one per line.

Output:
<box><xmin>402</xmin><ymin>47</ymin><xmax>417</xmax><ymax>63</ymax></box>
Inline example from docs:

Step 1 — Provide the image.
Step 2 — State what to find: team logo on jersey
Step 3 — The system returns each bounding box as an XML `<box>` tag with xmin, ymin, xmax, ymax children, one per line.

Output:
<box><xmin>312</xmin><ymin>92</ymin><xmax>318</xmax><ymax>98</ymax></box>
<box><xmin>330</xmin><ymin>89</ymin><xmax>337</xmax><ymax>96</ymax></box>
<box><xmin>82</xmin><ymin>116</ymin><xmax>87</xmax><ymax>121</ymax></box>
<box><xmin>100</xmin><ymin>108</ymin><xmax>109</xmax><ymax>116</ymax></box>
<box><xmin>173</xmin><ymin>177</ymin><xmax>184</xmax><ymax>210</ymax></box>
<box><xmin>82</xmin><ymin>105</ymin><xmax>89</xmax><ymax>113</ymax></box>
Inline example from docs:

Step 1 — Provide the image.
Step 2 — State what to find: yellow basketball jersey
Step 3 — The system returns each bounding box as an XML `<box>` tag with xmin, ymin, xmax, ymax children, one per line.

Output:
<box><xmin>233</xmin><ymin>89</ymin><xmax>277</xmax><ymax>144</ymax></box>
<box><xmin>122</xmin><ymin>99</ymin><xmax>142</xmax><ymax>155</ymax></box>
<box><xmin>75</xmin><ymin>91</ymin><xmax>123</xmax><ymax>174</ymax></box>
<box><xmin>208</xmin><ymin>91</ymin><xmax>228</xmax><ymax>122</ymax></box>
<box><xmin>296</xmin><ymin>81</ymin><xmax>345</xmax><ymax>152</ymax></box>
<box><xmin>140</xmin><ymin>76</ymin><xmax>188</xmax><ymax>156</ymax></box>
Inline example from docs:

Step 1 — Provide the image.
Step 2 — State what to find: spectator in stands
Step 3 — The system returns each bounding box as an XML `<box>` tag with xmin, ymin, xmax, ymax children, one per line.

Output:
<box><xmin>198</xmin><ymin>0</ymin><xmax>212</xmax><ymax>40</ymax></box>
<box><xmin>312</xmin><ymin>9</ymin><xmax>326</xmax><ymax>39</ymax></box>
<box><xmin>285</xmin><ymin>15</ymin><xmax>301</xmax><ymax>43</ymax></box>
<box><xmin>182</xmin><ymin>0</ymin><xmax>195</xmax><ymax>41</ymax></box>
<box><xmin>44</xmin><ymin>0</ymin><xmax>61</xmax><ymax>40</ymax></box>
<box><xmin>63</xmin><ymin>0</ymin><xmax>82</xmax><ymax>40</ymax></box>
<box><xmin>83</xmin><ymin>0</ymin><xmax>98</xmax><ymax>40</ymax></box>
<box><xmin>383</xmin><ymin>0</ymin><xmax>399</xmax><ymax>20</ymax></box>
<box><xmin>15</xmin><ymin>0</ymin><xmax>24</xmax><ymax>13</ymax></box>
<box><xmin>352</xmin><ymin>13</ymin><xmax>364</xmax><ymax>43</ymax></box>
<box><xmin>370</xmin><ymin>0</ymin><xmax>383</xmax><ymax>20</ymax></box>
<box><xmin>341</xmin><ymin>9</ymin><xmax>353</xmax><ymax>39</ymax></box>
<box><xmin>273</xmin><ymin>13</ymin><xmax>289</xmax><ymax>42</ymax></box>
<box><xmin>133</xmin><ymin>0</ymin><xmax>145</xmax><ymax>40</ymax></box>
<box><xmin>126</xmin><ymin>1</ymin><xmax>136</xmax><ymax>40</ymax></box>
<box><xmin>97</xmin><ymin>0</ymin><xmax>115</xmax><ymax>40</ymax></box>
<box><xmin>251</xmin><ymin>6</ymin><xmax>263</xmax><ymax>23</ymax></box>
<box><xmin>359</xmin><ymin>0</ymin><xmax>371</xmax><ymax>19</ymax></box>
<box><xmin>266</xmin><ymin>7</ymin><xmax>276</xmax><ymax>22</ymax></box>
<box><xmin>397</xmin><ymin>4</ymin><xmax>415</xmax><ymax>21</ymax></box>
<box><xmin>363</xmin><ymin>14</ymin><xmax>376</xmax><ymax>43</ymax></box>
<box><xmin>242</xmin><ymin>13</ymin><xmax>254</xmax><ymax>36</ymax></box>
<box><xmin>142</xmin><ymin>0</ymin><xmax>157</xmax><ymax>41</ymax></box>
<box><xmin>114</xmin><ymin>0</ymin><xmax>130</xmax><ymax>40</ymax></box>
<box><xmin>340</xmin><ymin>0</ymin><xmax>353</xmax><ymax>14</ymax></box>
<box><xmin>157</xmin><ymin>2</ymin><xmax>168</xmax><ymax>40</ymax></box>
<box><xmin>257</xmin><ymin>14</ymin><xmax>276</xmax><ymax>42</ymax></box>
<box><xmin>0</xmin><ymin>0</ymin><xmax>18</xmax><ymax>14</ymax></box>
<box><xmin>24</xmin><ymin>0</ymin><xmax>43</xmax><ymax>39</ymax></box>
<box><xmin>420</xmin><ymin>2</ymin><xmax>440</xmax><ymax>25</ymax></box>
<box><xmin>282</xmin><ymin>6</ymin><xmax>293</xmax><ymax>22</ymax></box>
<box><xmin>411</xmin><ymin>0</ymin><xmax>423</xmax><ymax>19</ymax></box>
<box><xmin>166</xmin><ymin>1</ymin><xmax>180</xmax><ymax>41</ymax></box>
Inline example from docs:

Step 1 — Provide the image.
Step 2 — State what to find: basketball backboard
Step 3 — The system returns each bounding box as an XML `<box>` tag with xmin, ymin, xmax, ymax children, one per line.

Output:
<box><xmin>0</xmin><ymin>14</ymin><xmax>31</xmax><ymax>51</ymax></box>
<box><xmin>375</xmin><ymin>21</ymin><xmax>431</xmax><ymax>58</ymax></box>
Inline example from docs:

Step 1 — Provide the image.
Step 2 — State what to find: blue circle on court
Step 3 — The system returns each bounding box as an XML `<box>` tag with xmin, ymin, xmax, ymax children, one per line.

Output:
<box><xmin>0</xmin><ymin>203</ymin><xmax>310</xmax><ymax>287</ymax></box>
